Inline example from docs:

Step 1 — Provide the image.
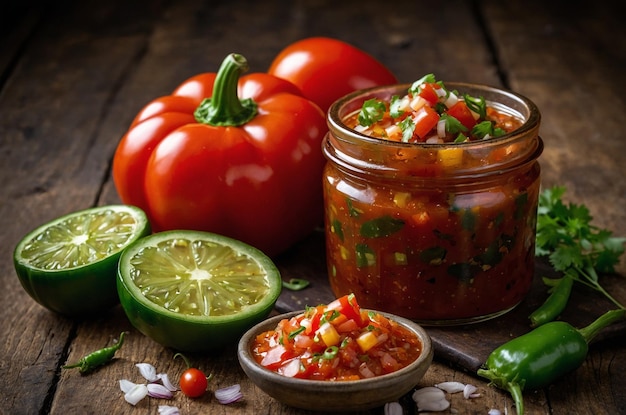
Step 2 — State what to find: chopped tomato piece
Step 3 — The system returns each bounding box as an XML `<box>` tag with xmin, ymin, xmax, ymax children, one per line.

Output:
<box><xmin>327</xmin><ymin>294</ymin><xmax>364</xmax><ymax>327</ymax></box>
<box><xmin>413</xmin><ymin>106</ymin><xmax>439</xmax><ymax>139</ymax></box>
<box><xmin>417</xmin><ymin>83</ymin><xmax>440</xmax><ymax>105</ymax></box>
<box><xmin>336</xmin><ymin>318</ymin><xmax>360</xmax><ymax>333</ymax></box>
<box><xmin>446</xmin><ymin>101</ymin><xmax>477</xmax><ymax>130</ymax></box>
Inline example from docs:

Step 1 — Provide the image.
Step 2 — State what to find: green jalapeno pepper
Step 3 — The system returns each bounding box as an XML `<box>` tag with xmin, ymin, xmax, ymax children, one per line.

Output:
<box><xmin>63</xmin><ymin>332</ymin><xmax>126</xmax><ymax>373</ymax></box>
<box><xmin>478</xmin><ymin>309</ymin><xmax>625</xmax><ymax>415</ymax></box>
<box><xmin>528</xmin><ymin>274</ymin><xmax>574</xmax><ymax>327</ymax></box>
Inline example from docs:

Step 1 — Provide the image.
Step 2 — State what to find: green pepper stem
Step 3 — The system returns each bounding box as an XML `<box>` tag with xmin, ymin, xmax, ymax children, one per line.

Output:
<box><xmin>194</xmin><ymin>53</ymin><xmax>258</xmax><ymax>126</ymax></box>
<box><xmin>578</xmin><ymin>308</ymin><xmax>626</xmax><ymax>343</ymax></box>
<box><xmin>478</xmin><ymin>367</ymin><xmax>526</xmax><ymax>415</ymax></box>
<box><xmin>507</xmin><ymin>382</ymin><xmax>524</xmax><ymax>415</ymax></box>
<box><xmin>174</xmin><ymin>352</ymin><xmax>193</xmax><ymax>369</ymax></box>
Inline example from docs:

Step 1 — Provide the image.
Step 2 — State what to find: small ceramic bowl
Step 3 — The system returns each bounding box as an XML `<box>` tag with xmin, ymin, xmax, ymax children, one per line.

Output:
<box><xmin>237</xmin><ymin>310</ymin><xmax>433</xmax><ymax>412</ymax></box>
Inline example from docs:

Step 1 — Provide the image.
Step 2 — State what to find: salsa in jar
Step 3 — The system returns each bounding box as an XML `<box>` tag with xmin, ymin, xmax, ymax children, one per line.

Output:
<box><xmin>251</xmin><ymin>294</ymin><xmax>424</xmax><ymax>380</ymax></box>
<box><xmin>322</xmin><ymin>75</ymin><xmax>543</xmax><ymax>325</ymax></box>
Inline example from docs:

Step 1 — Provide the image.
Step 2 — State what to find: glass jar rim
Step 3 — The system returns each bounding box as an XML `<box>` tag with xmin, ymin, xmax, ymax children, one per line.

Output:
<box><xmin>327</xmin><ymin>81</ymin><xmax>541</xmax><ymax>149</ymax></box>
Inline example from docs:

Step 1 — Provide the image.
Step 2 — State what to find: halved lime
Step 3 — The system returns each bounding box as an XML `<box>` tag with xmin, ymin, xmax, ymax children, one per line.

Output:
<box><xmin>13</xmin><ymin>205</ymin><xmax>151</xmax><ymax>316</ymax></box>
<box><xmin>117</xmin><ymin>230</ymin><xmax>282</xmax><ymax>353</ymax></box>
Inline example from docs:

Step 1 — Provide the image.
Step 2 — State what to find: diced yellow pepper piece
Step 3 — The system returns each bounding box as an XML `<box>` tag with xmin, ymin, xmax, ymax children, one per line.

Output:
<box><xmin>340</xmin><ymin>245</ymin><xmax>350</xmax><ymax>260</ymax></box>
<box><xmin>356</xmin><ymin>331</ymin><xmax>378</xmax><ymax>353</ymax></box>
<box><xmin>438</xmin><ymin>147</ymin><xmax>464</xmax><ymax>167</ymax></box>
<box><xmin>394</xmin><ymin>252</ymin><xmax>407</xmax><ymax>265</ymax></box>
<box><xmin>393</xmin><ymin>192</ymin><xmax>411</xmax><ymax>208</ymax></box>
<box><xmin>317</xmin><ymin>322</ymin><xmax>341</xmax><ymax>347</ymax></box>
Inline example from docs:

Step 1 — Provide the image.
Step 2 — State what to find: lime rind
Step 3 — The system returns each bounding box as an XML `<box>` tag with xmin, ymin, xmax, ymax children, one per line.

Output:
<box><xmin>15</xmin><ymin>205</ymin><xmax>150</xmax><ymax>271</ymax></box>
<box><xmin>118</xmin><ymin>230</ymin><xmax>282</xmax><ymax>322</ymax></box>
<box><xmin>117</xmin><ymin>230</ymin><xmax>282</xmax><ymax>352</ymax></box>
<box><xmin>13</xmin><ymin>205</ymin><xmax>151</xmax><ymax>316</ymax></box>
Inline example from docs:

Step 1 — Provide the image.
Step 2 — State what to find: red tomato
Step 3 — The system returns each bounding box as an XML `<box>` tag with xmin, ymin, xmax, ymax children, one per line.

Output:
<box><xmin>179</xmin><ymin>367</ymin><xmax>208</xmax><ymax>398</ymax></box>
<box><xmin>112</xmin><ymin>54</ymin><xmax>327</xmax><ymax>256</ymax></box>
<box><xmin>268</xmin><ymin>37</ymin><xmax>398</xmax><ymax>113</ymax></box>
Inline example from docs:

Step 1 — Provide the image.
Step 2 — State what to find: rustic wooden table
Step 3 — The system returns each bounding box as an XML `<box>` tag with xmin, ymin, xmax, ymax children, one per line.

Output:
<box><xmin>1</xmin><ymin>1</ymin><xmax>624</xmax><ymax>414</ymax></box>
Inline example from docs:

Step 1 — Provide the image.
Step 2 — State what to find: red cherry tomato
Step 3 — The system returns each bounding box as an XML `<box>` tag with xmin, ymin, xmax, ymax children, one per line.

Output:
<box><xmin>179</xmin><ymin>367</ymin><xmax>208</xmax><ymax>398</ymax></box>
<box><xmin>268</xmin><ymin>37</ymin><xmax>397</xmax><ymax>112</ymax></box>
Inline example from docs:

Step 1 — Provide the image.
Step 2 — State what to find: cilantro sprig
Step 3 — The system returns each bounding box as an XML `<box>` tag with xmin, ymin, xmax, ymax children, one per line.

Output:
<box><xmin>535</xmin><ymin>186</ymin><xmax>626</xmax><ymax>310</ymax></box>
<box><xmin>357</xmin><ymin>99</ymin><xmax>386</xmax><ymax>127</ymax></box>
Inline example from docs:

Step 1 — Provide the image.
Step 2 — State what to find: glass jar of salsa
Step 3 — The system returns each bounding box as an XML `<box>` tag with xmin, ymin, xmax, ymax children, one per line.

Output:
<box><xmin>322</xmin><ymin>80</ymin><xmax>542</xmax><ymax>325</ymax></box>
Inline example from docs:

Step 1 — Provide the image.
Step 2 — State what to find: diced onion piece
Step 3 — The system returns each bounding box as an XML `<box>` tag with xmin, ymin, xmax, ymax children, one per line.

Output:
<box><xmin>435</xmin><ymin>381</ymin><xmax>466</xmax><ymax>393</ymax></box>
<box><xmin>119</xmin><ymin>379</ymin><xmax>136</xmax><ymax>394</ymax></box>
<box><xmin>136</xmin><ymin>363</ymin><xmax>158</xmax><ymax>382</ymax></box>
<box><xmin>398</xmin><ymin>96</ymin><xmax>411</xmax><ymax>112</ymax></box>
<box><xmin>317</xmin><ymin>322</ymin><xmax>341</xmax><ymax>347</ymax></box>
<box><xmin>385</xmin><ymin>402</ymin><xmax>403</xmax><ymax>415</ymax></box>
<box><xmin>425</xmin><ymin>135</ymin><xmax>443</xmax><ymax>144</ymax></box>
<box><xmin>157</xmin><ymin>373</ymin><xmax>179</xmax><ymax>392</ymax></box>
<box><xmin>444</xmin><ymin>91</ymin><xmax>458</xmax><ymax>108</ymax></box>
<box><xmin>380</xmin><ymin>352</ymin><xmax>399</xmax><ymax>372</ymax></box>
<box><xmin>279</xmin><ymin>358</ymin><xmax>302</xmax><ymax>378</ymax></box>
<box><xmin>437</xmin><ymin>119</ymin><xmax>446</xmax><ymax>138</ymax></box>
<box><xmin>215</xmin><ymin>384</ymin><xmax>243</xmax><ymax>405</ymax></box>
<box><xmin>412</xmin><ymin>387</ymin><xmax>450</xmax><ymax>412</ymax></box>
<box><xmin>293</xmin><ymin>334</ymin><xmax>314</xmax><ymax>349</ymax></box>
<box><xmin>356</xmin><ymin>331</ymin><xmax>378</xmax><ymax>352</ymax></box>
<box><xmin>409</xmin><ymin>95</ymin><xmax>427</xmax><ymax>111</ymax></box>
<box><xmin>435</xmin><ymin>87</ymin><xmax>447</xmax><ymax>98</ymax></box>
<box><xmin>463</xmin><ymin>383</ymin><xmax>479</xmax><ymax>399</ymax></box>
<box><xmin>260</xmin><ymin>344</ymin><xmax>287</xmax><ymax>367</ymax></box>
<box><xmin>358</xmin><ymin>362</ymin><xmax>376</xmax><ymax>378</ymax></box>
<box><xmin>158</xmin><ymin>405</ymin><xmax>180</xmax><ymax>415</ymax></box>
<box><xmin>385</xmin><ymin>124</ymin><xmax>402</xmax><ymax>140</ymax></box>
<box><xmin>124</xmin><ymin>384</ymin><xmax>149</xmax><ymax>406</ymax></box>
<box><xmin>336</xmin><ymin>318</ymin><xmax>360</xmax><ymax>333</ymax></box>
<box><xmin>147</xmin><ymin>383</ymin><xmax>174</xmax><ymax>399</ymax></box>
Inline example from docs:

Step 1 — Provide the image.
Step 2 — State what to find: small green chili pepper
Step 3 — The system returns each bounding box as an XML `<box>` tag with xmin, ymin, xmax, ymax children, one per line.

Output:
<box><xmin>63</xmin><ymin>332</ymin><xmax>126</xmax><ymax>374</ymax></box>
<box><xmin>478</xmin><ymin>309</ymin><xmax>625</xmax><ymax>415</ymax></box>
<box><xmin>528</xmin><ymin>274</ymin><xmax>574</xmax><ymax>327</ymax></box>
<box><xmin>282</xmin><ymin>278</ymin><xmax>310</xmax><ymax>291</ymax></box>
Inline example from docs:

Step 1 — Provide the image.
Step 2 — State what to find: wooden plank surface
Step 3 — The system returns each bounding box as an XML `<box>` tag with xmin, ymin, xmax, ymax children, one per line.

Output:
<box><xmin>0</xmin><ymin>1</ymin><xmax>624</xmax><ymax>414</ymax></box>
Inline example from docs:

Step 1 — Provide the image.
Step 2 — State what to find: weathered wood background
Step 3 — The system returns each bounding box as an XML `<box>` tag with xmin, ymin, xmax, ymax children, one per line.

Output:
<box><xmin>1</xmin><ymin>1</ymin><xmax>624</xmax><ymax>414</ymax></box>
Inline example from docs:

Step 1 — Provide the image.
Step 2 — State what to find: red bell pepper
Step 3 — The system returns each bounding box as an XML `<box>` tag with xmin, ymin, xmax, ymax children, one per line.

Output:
<box><xmin>112</xmin><ymin>54</ymin><xmax>327</xmax><ymax>256</ymax></box>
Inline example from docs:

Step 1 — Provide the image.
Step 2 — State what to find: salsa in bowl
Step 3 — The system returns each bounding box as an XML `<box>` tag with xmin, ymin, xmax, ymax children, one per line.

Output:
<box><xmin>237</xmin><ymin>295</ymin><xmax>433</xmax><ymax>411</ymax></box>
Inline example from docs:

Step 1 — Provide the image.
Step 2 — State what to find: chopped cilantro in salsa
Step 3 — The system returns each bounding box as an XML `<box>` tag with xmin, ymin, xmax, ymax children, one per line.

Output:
<box><xmin>351</xmin><ymin>74</ymin><xmax>516</xmax><ymax>143</ymax></box>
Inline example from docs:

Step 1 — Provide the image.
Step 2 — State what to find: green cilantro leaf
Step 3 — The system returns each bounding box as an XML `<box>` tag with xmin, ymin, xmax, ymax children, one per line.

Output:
<box><xmin>389</xmin><ymin>95</ymin><xmax>404</xmax><ymax>118</ymax></box>
<box><xmin>409</xmin><ymin>73</ymin><xmax>437</xmax><ymax>94</ymax></box>
<box><xmin>358</xmin><ymin>99</ymin><xmax>386</xmax><ymax>127</ymax></box>
<box><xmin>535</xmin><ymin>186</ymin><xmax>625</xmax><ymax>309</ymax></box>
<box><xmin>440</xmin><ymin>113</ymin><xmax>467</xmax><ymax>135</ymax></box>
<box><xmin>399</xmin><ymin>117</ymin><xmax>415</xmax><ymax>142</ymax></box>
<box><xmin>463</xmin><ymin>94</ymin><xmax>487</xmax><ymax>119</ymax></box>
